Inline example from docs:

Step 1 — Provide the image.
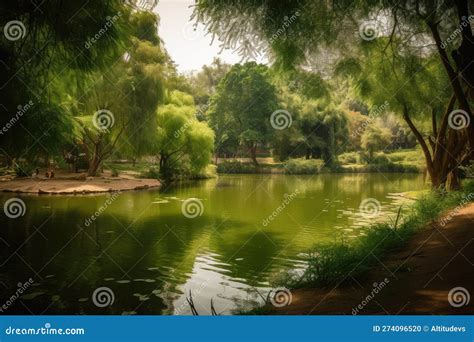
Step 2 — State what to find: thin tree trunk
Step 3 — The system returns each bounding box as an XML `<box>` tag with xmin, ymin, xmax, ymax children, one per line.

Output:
<box><xmin>250</xmin><ymin>145</ymin><xmax>258</xmax><ymax>166</ymax></box>
<box><xmin>447</xmin><ymin>168</ymin><xmax>461</xmax><ymax>191</ymax></box>
<box><xmin>428</xmin><ymin>22</ymin><xmax>474</xmax><ymax>148</ymax></box>
<box><xmin>87</xmin><ymin>144</ymin><xmax>102</xmax><ymax>177</ymax></box>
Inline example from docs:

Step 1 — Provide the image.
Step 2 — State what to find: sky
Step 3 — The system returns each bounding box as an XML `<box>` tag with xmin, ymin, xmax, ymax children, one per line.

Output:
<box><xmin>155</xmin><ymin>0</ymin><xmax>265</xmax><ymax>73</ymax></box>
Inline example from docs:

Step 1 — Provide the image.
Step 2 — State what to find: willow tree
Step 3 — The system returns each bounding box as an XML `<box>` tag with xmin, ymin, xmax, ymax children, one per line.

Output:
<box><xmin>336</xmin><ymin>39</ymin><xmax>465</xmax><ymax>189</ymax></box>
<box><xmin>0</xmin><ymin>1</ymin><xmax>130</xmax><ymax>163</ymax></box>
<box><xmin>155</xmin><ymin>91</ymin><xmax>214</xmax><ymax>179</ymax></box>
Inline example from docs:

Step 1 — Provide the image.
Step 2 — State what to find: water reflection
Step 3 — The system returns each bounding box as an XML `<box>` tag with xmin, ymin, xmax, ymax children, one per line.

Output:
<box><xmin>0</xmin><ymin>173</ymin><xmax>427</xmax><ymax>314</ymax></box>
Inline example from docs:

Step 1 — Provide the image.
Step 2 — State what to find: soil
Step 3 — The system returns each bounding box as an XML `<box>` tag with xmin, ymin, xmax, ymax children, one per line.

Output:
<box><xmin>0</xmin><ymin>173</ymin><xmax>160</xmax><ymax>194</ymax></box>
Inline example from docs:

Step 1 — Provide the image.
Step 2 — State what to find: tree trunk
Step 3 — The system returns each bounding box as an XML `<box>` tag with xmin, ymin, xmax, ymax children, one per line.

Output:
<box><xmin>250</xmin><ymin>145</ymin><xmax>258</xmax><ymax>166</ymax></box>
<box><xmin>428</xmin><ymin>22</ymin><xmax>474</xmax><ymax>148</ymax></box>
<box><xmin>447</xmin><ymin>169</ymin><xmax>461</xmax><ymax>191</ymax></box>
<box><xmin>87</xmin><ymin>144</ymin><xmax>102</xmax><ymax>177</ymax></box>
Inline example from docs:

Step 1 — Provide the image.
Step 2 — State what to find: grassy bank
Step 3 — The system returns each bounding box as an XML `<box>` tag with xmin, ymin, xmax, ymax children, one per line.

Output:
<box><xmin>216</xmin><ymin>149</ymin><xmax>423</xmax><ymax>175</ymax></box>
<box><xmin>243</xmin><ymin>180</ymin><xmax>474</xmax><ymax>314</ymax></box>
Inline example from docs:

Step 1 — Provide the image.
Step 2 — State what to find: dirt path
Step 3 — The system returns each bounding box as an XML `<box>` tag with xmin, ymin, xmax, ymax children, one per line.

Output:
<box><xmin>0</xmin><ymin>176</ymin><xmax>160</xmax><ymax>194</ymax></box>
<box><xmin>271</xmin><ymin>204</ymin><xmax>474</xmax><ymax>315</ymax></box>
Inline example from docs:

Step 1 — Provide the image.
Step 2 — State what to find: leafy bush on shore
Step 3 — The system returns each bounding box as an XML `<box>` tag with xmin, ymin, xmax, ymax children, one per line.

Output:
<box><xmin>217</xmin><ymin>161</ymin><xmax>260</xmax><ymax>174</ymax></box>
<box><xmin>283</xmin><ymin>158</ymin><xmax>325</xmax><ymax>174</ymax></box>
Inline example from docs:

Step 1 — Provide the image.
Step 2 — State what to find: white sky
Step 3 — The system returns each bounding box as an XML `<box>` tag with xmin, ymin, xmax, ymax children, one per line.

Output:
<box><xmin>155</xmin><ymin>0</ymin><xmax>265</xmax><ymax>73</ymax></box>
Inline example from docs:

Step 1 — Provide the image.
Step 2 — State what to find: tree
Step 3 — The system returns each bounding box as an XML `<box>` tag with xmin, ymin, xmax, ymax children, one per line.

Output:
<box><xmin>67</xmin><ymin>10</ymin><xmax>168</xmax><ymax>175</ymax></box>
<box><xmin>361</xmin><ymin>125</ymin><xmax>392</xmax><ymax>159</ymax></box>
<box><xmin>208</xmin><ymin>62</ymin><xmax>278</xmax><ymax>165</ymax></box>
<box><xmin>155</xmin><ymin>91</ymin><xmax>214</xmax><ymax>179</ymax></box>
<box><xmin>336</xmin><ymin>40</ymin><xmax>463</xmax><ymax>190</ymax></box>
<box><xmin>0</xmin><ymin>1</ymin><xmax>130</xmax><ymax>164</ymax></box>
<box><xmin>188</xmin><ymin>57</ymin><xmax>231</xmax><ymax>113</ymax></box>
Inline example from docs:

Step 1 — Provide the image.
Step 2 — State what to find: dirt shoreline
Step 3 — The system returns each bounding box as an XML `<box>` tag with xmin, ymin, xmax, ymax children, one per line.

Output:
<box><xmin>0</xmin><ymin>176</ymin><xmax>160</xmax><ymax>194</ymax></box>
<box><xmin>269</xmin><ymin>203</ymin><xmax>474</xmax><ymax>315</ymax></box>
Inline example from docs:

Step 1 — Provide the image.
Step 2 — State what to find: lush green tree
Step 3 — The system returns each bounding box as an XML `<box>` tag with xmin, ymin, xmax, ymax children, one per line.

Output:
<box><xmin>155</xmin><ymin>91</ymin><xmax>214</xmax><ymax>179</ymax></box>
<box><xmin>208</xmin><ymin>62</ymin><xmax>278</xmax><ymax>165</ymax></box>
<box><xmin>336</xmin><ymin>39</ymin><xmax>464</xmax><ymax>189</ymax></box>
<box><xmin>189</xmin><ymin>57</ymin><xmax>231</xmax><ymax>113</ymax></box>
<box><xmin>66</xmin><ymin>10</ymin><xmax>167</xmax><ymax>175</ymax></box>
<box><xmin>0</xmin><ymin>1</ymin><xmax>130</xmax><ymax>164</ymax></box>
<box><xmin>361</xmin><ymin>125</ymin><xmax>392</xmax><ymax>159</ymax></box>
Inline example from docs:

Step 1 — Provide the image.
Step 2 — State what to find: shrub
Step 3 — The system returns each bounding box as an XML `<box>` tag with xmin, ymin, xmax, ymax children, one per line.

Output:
<box><xmin>14</xmin><ymin>162</ymin><xmax>35</xmax><ymax>178</ymax></box>
<box><xmin>337</xmin><ymin>152</ymin><xmax>359</xmax><ymax>164</ymax></box>
<box><xmin>283</xmin><ymin>158</ymin><xmax>325</xmax><ymax>174</ymax></box>
<box><xmin>141</xmin><ymin>166</ymin><xmax>160</xmax><ymax>179</ymax></box>
<box><xmin>217</xmin><ymin>161</ymin><xmax>259</xmax><ymax>174</ymax></box>
<box><xmin>110</xmin><ymin>168</ymin><xmax>119</xmax><ymax>177</ymax></box>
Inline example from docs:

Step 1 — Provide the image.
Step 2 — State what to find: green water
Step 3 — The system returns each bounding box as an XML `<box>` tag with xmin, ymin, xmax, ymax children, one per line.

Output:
<box><xmin>0</xmin><ymin>173</ymin><xmax>426</xmax><ymax>315</ymax></box>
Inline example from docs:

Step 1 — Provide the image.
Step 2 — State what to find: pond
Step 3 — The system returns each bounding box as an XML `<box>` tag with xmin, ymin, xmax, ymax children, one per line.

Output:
<box><xmin>0</xmin><ymin>173</ymin><xmax>427</xmax><ymax>315</ymax></box>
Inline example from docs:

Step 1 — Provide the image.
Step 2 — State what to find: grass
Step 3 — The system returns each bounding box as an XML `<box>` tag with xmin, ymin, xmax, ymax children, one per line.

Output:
<box><xmin>216</xmin><ymin>149</ymin><xmax>423</xmax><ymax>175</ymax></box>
<box><xmin>283</xmin><ymin>158</ymin><xmax>326</xmax><ymax>174</ymax></box>
<box><xmin>337</xmin><ymin>149</ymin><xmax>424</xmax><ymax>173</ymax></box>
<box><xmin>241</xmin><ymin>180</ymin><xmax>474</xmax><ymax>314</ymax></box>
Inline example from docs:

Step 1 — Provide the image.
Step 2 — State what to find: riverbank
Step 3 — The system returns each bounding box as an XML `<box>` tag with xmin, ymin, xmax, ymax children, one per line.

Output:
<box><xmin>263</xmin><ymin>201</ymin><xmax>474</xmax><ymax>315</ymax></box>
<box><xmin>0</xmin><ymin>174</ymin><xmax>160</xmax><ymax>194</ymax></box>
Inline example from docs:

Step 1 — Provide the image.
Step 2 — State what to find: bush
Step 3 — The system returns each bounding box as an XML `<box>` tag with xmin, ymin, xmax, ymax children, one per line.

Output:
<box><xmin>141</xmin><ymin>166</ymin><xmax>160</xmax><ymax>179</ymax></box>
<box><xmin>365</xmin><ymin>162</ymin><xmax>419</xmax><ymax>173</ymax></box>
<box><xmin>110</xmin><ymin>168</ymin><xmax>119</xmax><ymax>177</ymax></box>
<box><xmin>337</xmin><ymin>152</ymin><xmax>359</xmax><ymax>164</ymax></box>
<box><xmin>283</xmin><ymin>158</ymin><xmax>325</xmax><ymax>174</ymax></box>
<box><xmin>14</xmin><ymin>162</ymin><xmax>35</xmax><ymax>178</ymax></box>
<box><xmin>217</xmin><ymin>161</ymin><xmax>259</xmax><ymax>174</ymax></box>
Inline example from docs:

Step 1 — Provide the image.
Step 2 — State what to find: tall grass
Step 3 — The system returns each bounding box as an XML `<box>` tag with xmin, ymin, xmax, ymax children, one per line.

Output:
<box><xmin>275</xmin><ymin>181</ymin><xmax>474</xmax><ymax>289</ymax></box>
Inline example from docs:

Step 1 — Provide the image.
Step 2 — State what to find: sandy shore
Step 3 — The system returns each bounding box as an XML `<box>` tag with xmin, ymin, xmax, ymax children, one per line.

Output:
<box><xmin>0</xmin><ymin>176</ymin><xmax>160</xmax><ymax>194</ymax></box>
